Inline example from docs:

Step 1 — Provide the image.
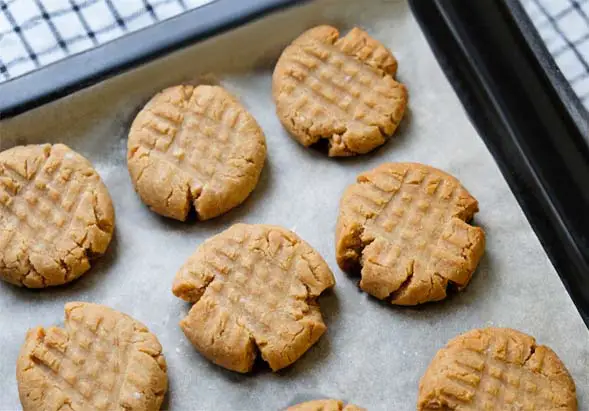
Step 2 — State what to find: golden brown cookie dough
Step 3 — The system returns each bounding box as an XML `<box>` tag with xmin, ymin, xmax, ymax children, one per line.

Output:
<box><xmin>288</xmin><ymin>399</ymin><xmax>365</xmax><ymax>411</ymax></box>
<box><xmin>336</xmin><ymin>162</ymin><xmax>484</xmax><ymax>305</ymax></box>
<box><xmin>0</xmin><ymin>144</ymin><xmax>114</xmax><ymax>288</ymax></box>
<box><xmin>272</xmin><ymin>25</ymin><xmax>407</xmax><ymax>156</ymax></box>
<box><xmin>17</xmin><ymin>302</ymin><xmax>168</xmax><ymax>411</ymax></box>
<box><xmin>173</xmin><ymin>223</ymin><xmax>335</xmax><ymax>372</ymax></box>
<box><xmin>127</xmin><ymin>84</ymin><xmax>266</xmax><ymax>221</ymax></box>
<box><xmin>418</xmin><ymin>328</ymin><xmax>577</xmax><ymax>411</ymax></box>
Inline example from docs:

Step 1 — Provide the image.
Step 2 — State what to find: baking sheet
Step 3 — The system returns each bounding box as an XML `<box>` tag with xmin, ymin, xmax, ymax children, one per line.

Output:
<box><xmin>0</xmin><ymin>0</ymin><xmax>587</xmax><ymax>409</ymax></box>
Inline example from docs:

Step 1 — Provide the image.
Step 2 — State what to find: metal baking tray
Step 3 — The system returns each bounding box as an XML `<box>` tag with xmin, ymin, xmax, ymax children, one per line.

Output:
<box><xmin>0</xmin><ymin>0</ymin><xmax>587</xmax><ymax>410</ymax></box>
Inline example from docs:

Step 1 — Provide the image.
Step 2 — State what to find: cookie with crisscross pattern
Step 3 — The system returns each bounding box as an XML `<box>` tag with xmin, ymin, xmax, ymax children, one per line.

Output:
<box><xmin>273</xmin><ymin>25</ymin><xmax>407</xmax><ymax>156</ymax></box>
<box><xmin>173</xmin><ymin>223</ymin><xmax>335</xmax><ymax>372</ymax></box>
<box><xmin>418</xmin><ymin>328</ymin><xmax>577</xmax><ymax>410</ymax></box>
<box><xmin>0</xmin><ymin>144</ymin><xmax>114</xmax><ymax>287</ymax></box>
<box><xmin>17</xmin><ymin>302</ymin><xmax>168</xmax><ymax>411</ymax></box>
<box><xmin>336</xmin><ymin>162</ymin><xmax>484</xmax><ymax>305</ymax></box>
<box><xmin>127</xmin><ymin>85</ymin><xmax>266</xmax><ymax>221</ymax></box>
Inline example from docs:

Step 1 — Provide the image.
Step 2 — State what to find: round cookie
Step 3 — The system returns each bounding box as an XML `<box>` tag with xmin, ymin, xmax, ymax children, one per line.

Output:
<box><xmin>0</xmin><ymin>144</ymin><xmax>114</xmax><ymax>288</ymax></box>
<box><xmin>17</xmin><ymin>302</ymin><xmax>168</xmax><ymax>411</ymax></box>
<box><xmin>336</xmin><ymin>162</ymin><xmax>485</xmax><ymax>305</ymax></box>
<box><xmin>288</xmin><ymin>399</ymin><xmax>365</xmax><ymax>411</ymax></box>
<box><xmin>127</xmin><ymin>84</ymin><xmax>266</xmax><ymax>221</ymax></box>
<box><xmin>418</xmin><ymin>328</ymin><xmax>577</xmax><ymax>410</ymax></box>
<box><xmin>172</xmin><ymin>223</ymin><xmax>335</xmax><ymax>372</ymax></box>
<box><xmin>272</xmin><ymin>25</ymin><xmax>407</xmax><ymax>156</ymax></box>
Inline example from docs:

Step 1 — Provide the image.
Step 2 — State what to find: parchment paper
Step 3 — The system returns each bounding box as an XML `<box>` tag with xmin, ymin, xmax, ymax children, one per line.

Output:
<box><xmin>1</xmin><ymin>0</ymin><xmax>587</xmax><ymax>410</ymax></box>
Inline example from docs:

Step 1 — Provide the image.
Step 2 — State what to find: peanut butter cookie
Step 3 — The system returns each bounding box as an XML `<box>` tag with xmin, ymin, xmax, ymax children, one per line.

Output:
<box><xmin>288</xmin><ymin>399</ymin><xmax>365</xmax><ymax>411</ymax></box>
<box><xmin>418</xmin><ymin>328</ymin><xmax>577</xmax><ymax>410</ymax></box>
<box><xmin>273</xmin><ymin>25</ymin><xmax>407</xmax><ymax>156</ymax></box>
<box><xmin>0</xmin><ymin>144</ymin><xmax>114</xmax><ymax>288</ymax></box>
<box><xmin>127</xmin><ymin>85</ymin><xmax>266</xmax><ymax>221</ymax></box>
<box><xmin>336</xmin><ymin>162</ymin><xmax>484</xmax><ymax>305</ymax></box>
<box><xmin>17</xmin><ymin>302</ymin><xmax>168</xmax><ymax>411</ymax></box>
<box><xmin>173</xmin><ymin>223</ymin><xmax>335</xmax><ymax>372</ymax></box>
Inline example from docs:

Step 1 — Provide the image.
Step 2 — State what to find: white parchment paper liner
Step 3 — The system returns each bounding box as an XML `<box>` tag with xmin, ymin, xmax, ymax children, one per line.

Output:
<box><xmin>1</xmin><ymin>0</ymin><xmax>587</xmax><ymax>409</ymax></box>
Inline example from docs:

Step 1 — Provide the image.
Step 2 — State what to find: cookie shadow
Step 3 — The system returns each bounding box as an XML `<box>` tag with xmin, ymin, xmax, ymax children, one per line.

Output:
<box><xmin>287</xmin><ymin>103</ymin><xmax>413</xmax><ymax>163</ymax></box>
<box><xmin>320</xmin><ymin>105</ymin><xmax>414</xmax><ymax>166</ymax></box>
<box><xmin>196</xmin><ymin>156</ymin><xmax>274</xmax><ymax>230</ymax></box>
<box><xmin>336</xmin><ymin>229</ymin><xmax>495</xmax><ymax>324</ymax></box>
<box><xmin>191</xmin><ymin>289</ymin><xmax>340</xmax><ymax>385</ymax></box>
<box><xmin>277</xmin><ymin>289</ymin><xmax>340</xmax><ymax>378</ymax></box>
<box><xmin>437</xmin><ymin>216</ymin><xmax>493</xmax><ymax>308</ymax></box>
<box><xmin>319</xmin><ymin>287</ymin><xmax>340</xmax><ymax>329</ymax></box>
<box><xmin>0</xmin><ymin>231</ymin><xmax>120</xmax><ymax>302</ymax></box>
<box><xmin>68</xmin><ymin>230</ymin><xmax>121</xmax><ymax>293</ymax></box>
<box><xmin>160</xmin><ymin>383</ymin><xmax>172</xmax><ymax>411</ymax></box>
<box><xmin>134</xmin><ymin>153</ymin><xmax>273</xmax><ymax>236</ymax></box>
<box><xmin>378</xmin><ymin>248</ymin><xmax>495</xmax><ymax>323</ymax></box>
<box><xmin>336</xmin><ymin>262</ymin><xmax>362</xmax><ymax>286</ymax></box>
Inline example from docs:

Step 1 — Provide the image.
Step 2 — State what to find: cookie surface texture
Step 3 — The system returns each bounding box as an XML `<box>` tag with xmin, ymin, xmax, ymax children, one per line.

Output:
<box><xmin>272</xmin><ymin>25</ymin><xmax>407</xmax><ymax>156</ymax></box>
<box><xmin>0</xmin><ymin>144</ymin><xmax>114</xmax><ymax>288</ymax></box>
<box><xmin>336</xmin><ymin>162</ymin><xmax>484</xmax><ymax>305</ymax></box>
<box><xmin>17</xmin><ymin>302</ymin><xmax>168</xmax><ymax>411</ymax></box>
<box><xmin>173</xmin><ymin>223</ymin><xmax>335</xmax><ymax>372</ymax></box>
<box><xmin>127</xmin><ymin>84</ymin><xmax>266</xmax><ymax>221</ymax></box>
<box><xmin>418</xmin><ymin>328</ymin><xmax>577</xmax><ymax>411</ymax></box>
<box><xmin>288</xmin><ymin>399</ymin><xmax>365</xmax><ymax>411</ymax></box>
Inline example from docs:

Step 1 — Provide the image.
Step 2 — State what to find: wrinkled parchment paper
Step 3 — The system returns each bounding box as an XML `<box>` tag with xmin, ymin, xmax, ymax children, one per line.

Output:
<box><xmin>1</xmin><ymin>0</ymin><xmax>587</xmax><ymax>409</ymax></box>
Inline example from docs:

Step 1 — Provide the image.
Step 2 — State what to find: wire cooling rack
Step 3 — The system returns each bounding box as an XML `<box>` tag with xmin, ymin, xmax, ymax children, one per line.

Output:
<box><xmin>522</xmin><ymin>0</ymin><xmax>589</xmax><ymax>108</ymax></box>
<box><xmin>0</xmin><ymin>0</ymin><xmax>214</xmax><ymax>78</ymax></box>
